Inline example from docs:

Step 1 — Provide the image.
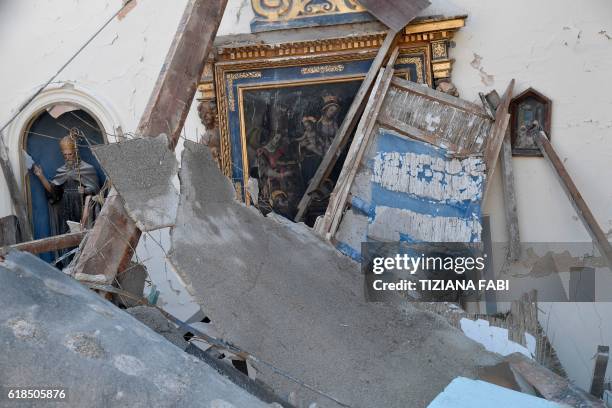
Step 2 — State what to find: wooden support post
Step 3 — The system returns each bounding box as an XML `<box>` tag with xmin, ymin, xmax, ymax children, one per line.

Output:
<box><xmin>482</xmin><ymin>90</ymin><xmax>521</xmax><ymax>261</ymax></box>
<box><xmin>0</xmin><ymin>136</ymin><xmax>32</xmax><ymax>241</ymax></box>
<box><xmin>73</xmin><ymin>0</ymin><xmax>228</xmax><ymax>281</ymax></box>
<box><xmin>3</xmin><ymin>231</ymin><xmax>86</xmax><ymax>255</ymax></box>
<box><xmin>535</xmin><ymin>130</ymin><xmax>612</xmax><ymax>270</ymax></box>
<box><xmin>137</xmin><ymin>0</ymin><xmax>228</xmax><ymax>148</ymax></box>
<box><xmin>73</xmin><ymin>192</ymin><xmax>140</xmax><ymax>283</ymax></box>
<box><xmin>320</xmin><ymin>51</ymin><xmax>398</xmax><ymax>238</ymax></box>
<box><xmin>590</xmin><ymin>345</ymin><xmax>609</xmax><ymax>398</ymax></box>
<box><xmin>295</xmin><ymin>30</ymin><xmax>401</xmax><ymax>222</ymax></box>
<box><xmin>483</xmin><ymin>79</ymin><xmax>514</xmax><ymax>196</ymax></box>
<box><xmin>500</xmin><ymin>131</ymin><xmax>521</xmax><ymax>261</ymax></box>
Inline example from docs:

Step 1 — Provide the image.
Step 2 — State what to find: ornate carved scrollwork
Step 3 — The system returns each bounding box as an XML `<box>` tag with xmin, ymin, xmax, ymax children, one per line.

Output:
<box><xmin>251</xmin><ymin>0</ymin><xmax>366</xmax><ymax>21</ymax></box>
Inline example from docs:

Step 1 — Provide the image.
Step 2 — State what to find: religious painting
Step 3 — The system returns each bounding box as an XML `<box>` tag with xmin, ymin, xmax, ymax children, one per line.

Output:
<box><xmin>209</xmin><ymin>18</ymin><xmax>473</xmax><ymax>223</ymax></box>
<box><xmin>242</xmin><ymin>80</ymin><xmax>362</xmax><ymax>218</ymax></box>
<box><xmin>509</xmin><ymin>88</ymin><xmax>552</xmax><ymax>156</ymax></box>
<box><xmin>24</xmin><ymin>109</ymin><xmax>106</xmax><ymax>264</ymax></box>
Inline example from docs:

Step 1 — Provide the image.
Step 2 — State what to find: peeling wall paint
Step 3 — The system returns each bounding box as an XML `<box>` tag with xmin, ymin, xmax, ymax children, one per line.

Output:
<box><xmin>372</xmin><ymin>152</ymin><xmax>484</xmax><ymax>203</ymax></box>
<box><xmin>336</xmin><ymin>129</ymin><xmax>485</xmax><ymax>259</ymax></box>
<box><xmin>369</xmin><ymin>205</ymin><xmax>481</xmax><ymax>243</ymax></box>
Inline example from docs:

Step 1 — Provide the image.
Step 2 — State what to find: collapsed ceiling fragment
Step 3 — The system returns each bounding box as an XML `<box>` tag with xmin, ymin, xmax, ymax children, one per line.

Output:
<box><xmin>167</xmin><ymin>141</ymin><xmax>501</xmax><ymax>407</ymax></box>
<box><xmin>0</xmin><ymin>250</ymin><xmax>272</xmax><ymax>408</ymax></box>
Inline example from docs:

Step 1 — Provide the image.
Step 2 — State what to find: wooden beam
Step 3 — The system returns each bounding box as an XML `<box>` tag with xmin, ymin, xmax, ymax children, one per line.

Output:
<box><xmin>590</xmin><ymin>345</ymin><xmax>609</xmax><ymax>398</ymax></box>
<box><xmin>535</xmin><ymin>130</ymin><xmax>612</xmax><ymax>270</ymax></box>
<box><xmin>483</xmin><ymin>79</ymin><xmax>514</xmax><ymax>195</ymax></box>
<box><xmin>73</xmin><ymin>0</ymin><xmax>227</xmax><ymax>282</ymax></box>
<box><xmin>0</xmin><ymin>136</ymin><xmax>32</xmax><ymax>241</ymax></box>
<box><xmin>73</xmin><ymin>193</ymin><xmax>141</xmax><ymax>283</ymax></box>
<box><xmin>500</xmin><ymin>131</ymin><xmax>521</xmax><ymax>261</ymax></box>
<box><xmin>482</xmin><ymin>90</ymin><xmax>521</xmax><ymax>261</ymax></box>
<box><xmin>321</xmin><ymin>54</ymin><xmax>398</xmax><ymax>238</ymax></box>
<box><xmin>295</xmin><ymin>30</ymin><xmax>401</xmax><ymax>222</ymax></box>
<box><xmin>506</xmin><ymin>353</ymin><xmax>605</xmax><ymax>407</ymax></box>
<box><xmin>137</xmin><ymin>0</ymin><xmax>229</xmax><ymax>149</ymax></box>
<box><xmin>357</xmin><ymin>0</ymin><xmax>430</xmax><ymax>32</ymax></box>
<box><xmin>4</xmin><ymin>231</ymin><xmax>86</xmax><ymax>255</ymax></box>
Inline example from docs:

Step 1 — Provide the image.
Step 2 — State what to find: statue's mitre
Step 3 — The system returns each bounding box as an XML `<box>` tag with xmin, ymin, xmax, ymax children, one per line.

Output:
<box><xmin>59</xmin><ymin>135</ymin><xmax>77</xmax><ymax>152</ymax></box>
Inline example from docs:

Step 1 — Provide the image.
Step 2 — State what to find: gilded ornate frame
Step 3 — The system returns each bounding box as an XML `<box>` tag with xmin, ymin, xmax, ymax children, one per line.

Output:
<box><xmin>206</xmin><ymin>16</ymin><xmax>467</xmax><ymax>199</ymax></box>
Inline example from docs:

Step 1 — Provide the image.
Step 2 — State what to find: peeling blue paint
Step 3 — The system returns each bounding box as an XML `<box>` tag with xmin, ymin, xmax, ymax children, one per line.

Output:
<box><xmin>335</xmin><ymin>241</ymin><xmax>362</xmax><ymax>262</ymax></box>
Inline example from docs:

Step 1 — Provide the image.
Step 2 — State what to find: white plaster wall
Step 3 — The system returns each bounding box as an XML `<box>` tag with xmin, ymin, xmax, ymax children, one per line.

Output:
<box><xmin>0</xmin><ymin>0</ymin><xmax>204</xmax><ymax>321</ymax></box>
<box><xmin>444</xmin><ymin>0</ymin><xmax>612</xmax><ymax>391</ymax></box>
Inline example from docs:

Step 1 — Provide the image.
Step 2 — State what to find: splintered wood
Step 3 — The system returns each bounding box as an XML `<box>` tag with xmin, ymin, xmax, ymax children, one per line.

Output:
<box><xmin>322</xmin><ymin>75</ymin><xmax>512</xmax><ymax>251</ymax></box>
<box><xmin>379</xmin><ymin>81</ymin><xmax>493</xmax><ymax>155</ymax></box>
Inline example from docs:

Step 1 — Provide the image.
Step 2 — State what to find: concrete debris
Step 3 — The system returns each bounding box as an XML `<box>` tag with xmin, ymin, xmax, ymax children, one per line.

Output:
<box><xmin>0</xmin><ymin>250</ymin><xmax>273</xmax><ymax>408</ymax></box>
<box><xmin>113</xmin><ymin>263</ymin><xmax>147</xmax><ymax>308</ymax></box>
<box><xmin>427</xmin><ymin>376</ymin><xmax>564</xmax><ymax>408</ymax></box>
<box><xmin>126</xmin><ymin>306</ymin><xmax>188</xmax><ymax>349</ymax></box>
<box><xmin>168</xmin><ymin>142</ymin><xmax>500</xmax><ymax>408</ymax></box>
<box><xmin>91</xmin><ymin>134</ymin><xmax>179</xmax><ymax>231</ymax></box>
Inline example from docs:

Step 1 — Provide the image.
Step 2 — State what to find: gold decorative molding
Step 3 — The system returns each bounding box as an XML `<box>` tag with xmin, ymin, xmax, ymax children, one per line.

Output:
<box><xmin>216</xmin><ymin>16</ymin><xmax>467</xmax><ymax>62</ymax></box>
<box><xmin>431</xmin><ymin>40</ymin><xmax>447</xmax><ymax>60</ymax></box>
<box><xmin>396</xmin><ymin>56</ymin><xmax>424</xmax><ymax>84</ymax></box>
<box><xmin>432</xmin><ymin>59</ymin><xmax>453</xmax><ymax>79</ymax></box>
<box><xmin>301</xmin><ymin>64</ymin><xmax>345</xmax><ymax>75</ymax></box>
<box><xmin>251</xmin><ymin>0</ymin><xmax>366</xmax><ymax>22</ymax></box>
<box><xmin>227</xmin><ymin>71</ymin><xmax>262</xmax><ymax>112</ymax></box>
<box><xmin>403</xmin><ymin>16</ymin><xmax>466</xmax><ymax>35</ymax></box>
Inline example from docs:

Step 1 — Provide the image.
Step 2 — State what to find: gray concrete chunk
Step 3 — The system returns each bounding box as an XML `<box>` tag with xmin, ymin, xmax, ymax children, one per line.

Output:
<box><xmin>0</xmin><ymin>250</ymin><xmax>271</xmax><ymax>408</ymax></box>
<box><xmin>169</xmin><ymin>142</ymin><xmax>500</xmax><ymax>408</ymax></box>
<box><xmin>92</xmin><ymin>134</ymin><xmax>179</xmax><ymax>231</ymax></box>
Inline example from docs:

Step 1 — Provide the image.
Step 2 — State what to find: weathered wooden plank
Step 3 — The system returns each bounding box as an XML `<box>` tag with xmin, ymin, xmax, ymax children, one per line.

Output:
<box><xmin>295</xmin><ymin>29</ymin><xmax>401</xmax><ymax>222</ymax></box>
<box><xmin>137</xmin><ymin>0</ymin><xmax>229</xmax><ymax>149</ymax></box>
<box><xmin>380</xmin><ymin>84</ymin><xmax>493</xmax><ymax>154</ymax></box>
<box><xmin>590</xmin><ymin>345</ymin><xmax>609</xmax><ymax>398</ymax></box>
<box><xmin>73</xmin><ymin>193</ymin><xmax>141</xmax><ymax>283</ymax></box>
<box><xmin>377</xmin><ymin>114</ymin><xmax>461</xmax><ymax>153</ymax></box>
<box><xmin>500</xmin><ymin>131</ymin><xmax>521</xmax><ymax>261</ymax></box>
<box><xmin>358</xmin><ymin>0</ymin><xmax>430</xmax><ymax>32</ymax></box>
<box><xmin>391</xmin><ymin>77</ymin><xmax>490</xmax><ymax>118</ymax></box>
<box><xmin>0</xmin><ymin>215</ymin><xmax>21</xmax><ymax>246</ymax></box>
<box><xmin>74</xmin><ymin>0</ymin><xmax>227</xmax><ymax>282</ymax></box>
<box><xmin>0</xmin><ymin>136</ymin><xmax>32</xmax><ymax>241</ymax></box>
<box><xmin>323</xmin><ymin>57</ymin><xmax>397</xmax><ymax>238</ymax></box>
<box><xmin>483</xmin><ymin>89</ymin><xmax>521</xmax><ymax>261</ymax></box>
<box><xmin>535</xmin><ymin>130</ymin><xmax>612</xmax><ymax>270</ymax></box>
<box><xmin>4</xmin><ymin>231</ymin><xmax>86</xmax><ymax>255</ymax></box>
<box><xmin>483</xmin><ymin>79</ymin><xmax>514</xmax><ymax>197</ymax></box>
<box><xmin>506</xmin><ymin>353</ymin><xmax>605</xmax><ymax>407</ymax></box>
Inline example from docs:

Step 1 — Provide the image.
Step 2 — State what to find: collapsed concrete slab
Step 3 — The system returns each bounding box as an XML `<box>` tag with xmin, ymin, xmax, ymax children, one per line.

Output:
<box><xmin>0</xmin><ymin>250</ymin><xmax>272</xmax><ymax>408</ymax></box>
<box><xmin>91</xmin><ymin>134</ymin><xmax>179</xmax><ymax>231</ymax></box>
<box><xmin>168</xmin><ymin>142</ymin><xmax>500</xmax><ymax>408</ymax></box>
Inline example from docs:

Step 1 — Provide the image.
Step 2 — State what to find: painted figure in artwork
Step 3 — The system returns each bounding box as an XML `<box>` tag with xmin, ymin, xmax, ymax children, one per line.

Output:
<box><xmin>297</xmin><ymin>116</ymin><xmax>323</xmax><ymax>185</ymax></box>
<box><xmin>316</xmin><ymin>95</ymin><xmax>340</xmax><ymax>152</ymax></box>
<box><xmin>32</xmin><ymin>134</ymin><xmax>100</xmax><ymax>236</ymax></box>
<box><xmin>198</xmin><ymin>99</ymin><xmax>221</xmax><ymax>166</ymax></box>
